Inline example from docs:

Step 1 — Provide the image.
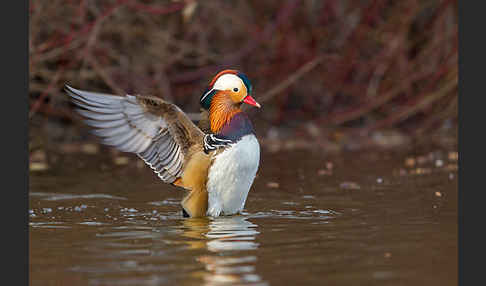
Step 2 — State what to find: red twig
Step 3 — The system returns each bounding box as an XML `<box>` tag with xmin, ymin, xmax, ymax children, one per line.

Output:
<box><xmin>29</xmin><ymin>0</ymin><xmax>130</xmax><ymax>119</ymax></box>
<box><xmin>126</xmin><ymin>1</ymin><xmax>185</xmax><ymax>15</ymax></box>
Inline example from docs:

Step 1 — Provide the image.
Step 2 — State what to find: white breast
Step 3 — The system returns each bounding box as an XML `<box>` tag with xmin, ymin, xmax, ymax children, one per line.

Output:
<box><xmin>206</xmin><ymin>135</ymin><xmax>260</xmax><ymax>217</ymax></box>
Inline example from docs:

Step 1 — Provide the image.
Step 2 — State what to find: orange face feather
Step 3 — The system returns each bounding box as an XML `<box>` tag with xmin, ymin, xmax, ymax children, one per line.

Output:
<box><xmin>209</xmin><ymin>92</ymin><xmax>242</xmax><ymax>133</ymax></box>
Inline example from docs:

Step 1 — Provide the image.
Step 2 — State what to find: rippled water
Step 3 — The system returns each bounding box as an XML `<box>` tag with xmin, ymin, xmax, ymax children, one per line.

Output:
<box><xmin>29</xmin><ymin>148</ymin><xmax>457</xmax><ymax>285</ymax></box>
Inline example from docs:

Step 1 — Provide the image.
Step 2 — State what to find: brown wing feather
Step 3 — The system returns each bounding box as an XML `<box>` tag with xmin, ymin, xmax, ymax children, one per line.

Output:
<box><xmin>65</xmin><ymin>85</ymin><xmax>205</xmax><ymax>184</ymax></box>
<box><xmin>197</xmin><ymin>108</ymin><xmax>211</xmax><ymax>133</ymax></box>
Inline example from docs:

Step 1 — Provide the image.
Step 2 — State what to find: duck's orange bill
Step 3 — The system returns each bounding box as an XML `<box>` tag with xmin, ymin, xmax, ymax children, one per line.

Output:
<box><xmin>243</xmin><ymin>95</ymin><xmax>261</xmax><ymax>108</ymax></box>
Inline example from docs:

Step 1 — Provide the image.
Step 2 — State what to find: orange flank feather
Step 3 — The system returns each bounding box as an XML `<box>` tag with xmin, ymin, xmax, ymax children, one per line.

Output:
<box><xmin>179</xmin><ymin>150</ymin><xmax>213</xmax><ymax>217</ymax></box>
<box><xmin>209</xmin><ymin>93</ymin><xmax>242</xmax><ymax>133</ymax></box>
<box><xmin>172</xmin><ymin>178</ymin><xmax>184</xmax><ymax>188</ymax></box>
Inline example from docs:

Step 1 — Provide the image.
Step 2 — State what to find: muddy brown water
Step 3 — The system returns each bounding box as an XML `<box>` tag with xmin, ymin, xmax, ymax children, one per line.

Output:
<box><xmin>29</xmin><ymin>148</ymin><xmax>457</xmax><ymax>286</ymax></box>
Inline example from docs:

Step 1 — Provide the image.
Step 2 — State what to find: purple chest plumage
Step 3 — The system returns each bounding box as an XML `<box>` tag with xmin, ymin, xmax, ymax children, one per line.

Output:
<box><xmin>218</xmin><ymin>113</ymin><xmax>255</xmax><ymax>142</ymax></box>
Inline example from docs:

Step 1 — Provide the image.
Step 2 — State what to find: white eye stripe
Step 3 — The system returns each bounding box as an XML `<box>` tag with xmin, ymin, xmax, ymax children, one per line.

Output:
<box><xmin>213</xmin><ymin>74</ymin><xmax>244</xmax><ymax>91</ymax></box>
<box><xmin>200</xmin><ymin>88</ymin><xmax>214</xmax><ymax>103</ymax></box>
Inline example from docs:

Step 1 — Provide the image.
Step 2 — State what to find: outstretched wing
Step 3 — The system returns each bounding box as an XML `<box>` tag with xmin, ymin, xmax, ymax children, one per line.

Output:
<box><xmin>65</xmin><ymin>85</ymin><xmax>205</xmax><ymax>183</ymax></box>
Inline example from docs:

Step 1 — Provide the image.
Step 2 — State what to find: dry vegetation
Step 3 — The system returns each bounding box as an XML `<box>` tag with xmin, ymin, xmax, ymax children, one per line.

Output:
<box><xmin>29</xmin><ymin>0</ymin><xmax>457</xmax><ymax>156</ymax></box>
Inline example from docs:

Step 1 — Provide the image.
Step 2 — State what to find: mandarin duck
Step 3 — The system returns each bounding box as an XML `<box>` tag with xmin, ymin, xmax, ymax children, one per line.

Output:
<box><xmin>65</xmin><ymin>70</ymin><xmax>261</xmax><ymax>218</ymax></box>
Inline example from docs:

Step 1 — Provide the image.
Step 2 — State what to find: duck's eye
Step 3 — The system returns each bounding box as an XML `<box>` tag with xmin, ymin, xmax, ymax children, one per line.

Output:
<box><xmin>233</xmin><ymin>88</ymin><xmax>239</xmax><ymax>92</ymax></box>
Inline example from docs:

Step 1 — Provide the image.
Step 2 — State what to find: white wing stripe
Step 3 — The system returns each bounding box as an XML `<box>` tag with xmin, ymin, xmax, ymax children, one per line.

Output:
<box><xmin>91</xmin><ymin>124</ymin><xmax>132</xmax><ymax>138</ymax></box>
<box><xmin>83</xmin><ymin>118</ymin><xmax>127</xmax><ymax>129</ymax></box>
<box><xmin>76</xmin><ymin>109</ymin><xmax>125</xmax><ymax>121</ymax></box>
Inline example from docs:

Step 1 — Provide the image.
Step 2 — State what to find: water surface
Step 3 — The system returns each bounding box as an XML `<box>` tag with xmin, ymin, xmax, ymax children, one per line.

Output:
<box><xmin>30</xmin><ymin>148</ymin><xmax>457</xmax><ymax>285</ymax></box>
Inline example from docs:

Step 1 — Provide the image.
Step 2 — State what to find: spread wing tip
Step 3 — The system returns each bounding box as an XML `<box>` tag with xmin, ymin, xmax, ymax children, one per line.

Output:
<box><xmin>64</xmin><ymin>83</ymin><xmax>203</xmax><ymax>185</ymax></box>
<box><xmin>64</xmin><ymin>84</ymin><xmax>75</xmax><ymax>93</ymax></box>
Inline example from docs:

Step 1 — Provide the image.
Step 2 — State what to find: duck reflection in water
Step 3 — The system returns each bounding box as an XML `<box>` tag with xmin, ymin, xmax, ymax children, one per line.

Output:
<box><xmin>180</xmin><ymin>215</ymin><xmax>265</xmax><ymax>285</ymax></box>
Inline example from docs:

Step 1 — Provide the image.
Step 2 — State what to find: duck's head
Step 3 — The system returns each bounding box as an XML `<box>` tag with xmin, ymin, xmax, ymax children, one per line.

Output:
<box><xmin>200</xmin><ymin>70</ymin><xmax>260</xmax><ymax>110</ymax></box>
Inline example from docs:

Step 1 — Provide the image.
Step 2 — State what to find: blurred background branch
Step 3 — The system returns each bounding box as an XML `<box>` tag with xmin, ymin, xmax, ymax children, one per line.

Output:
<box><xmin>29</xmin><ymin>0</ymin><xmax>457</xmax><ymax>154</ymax></box>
